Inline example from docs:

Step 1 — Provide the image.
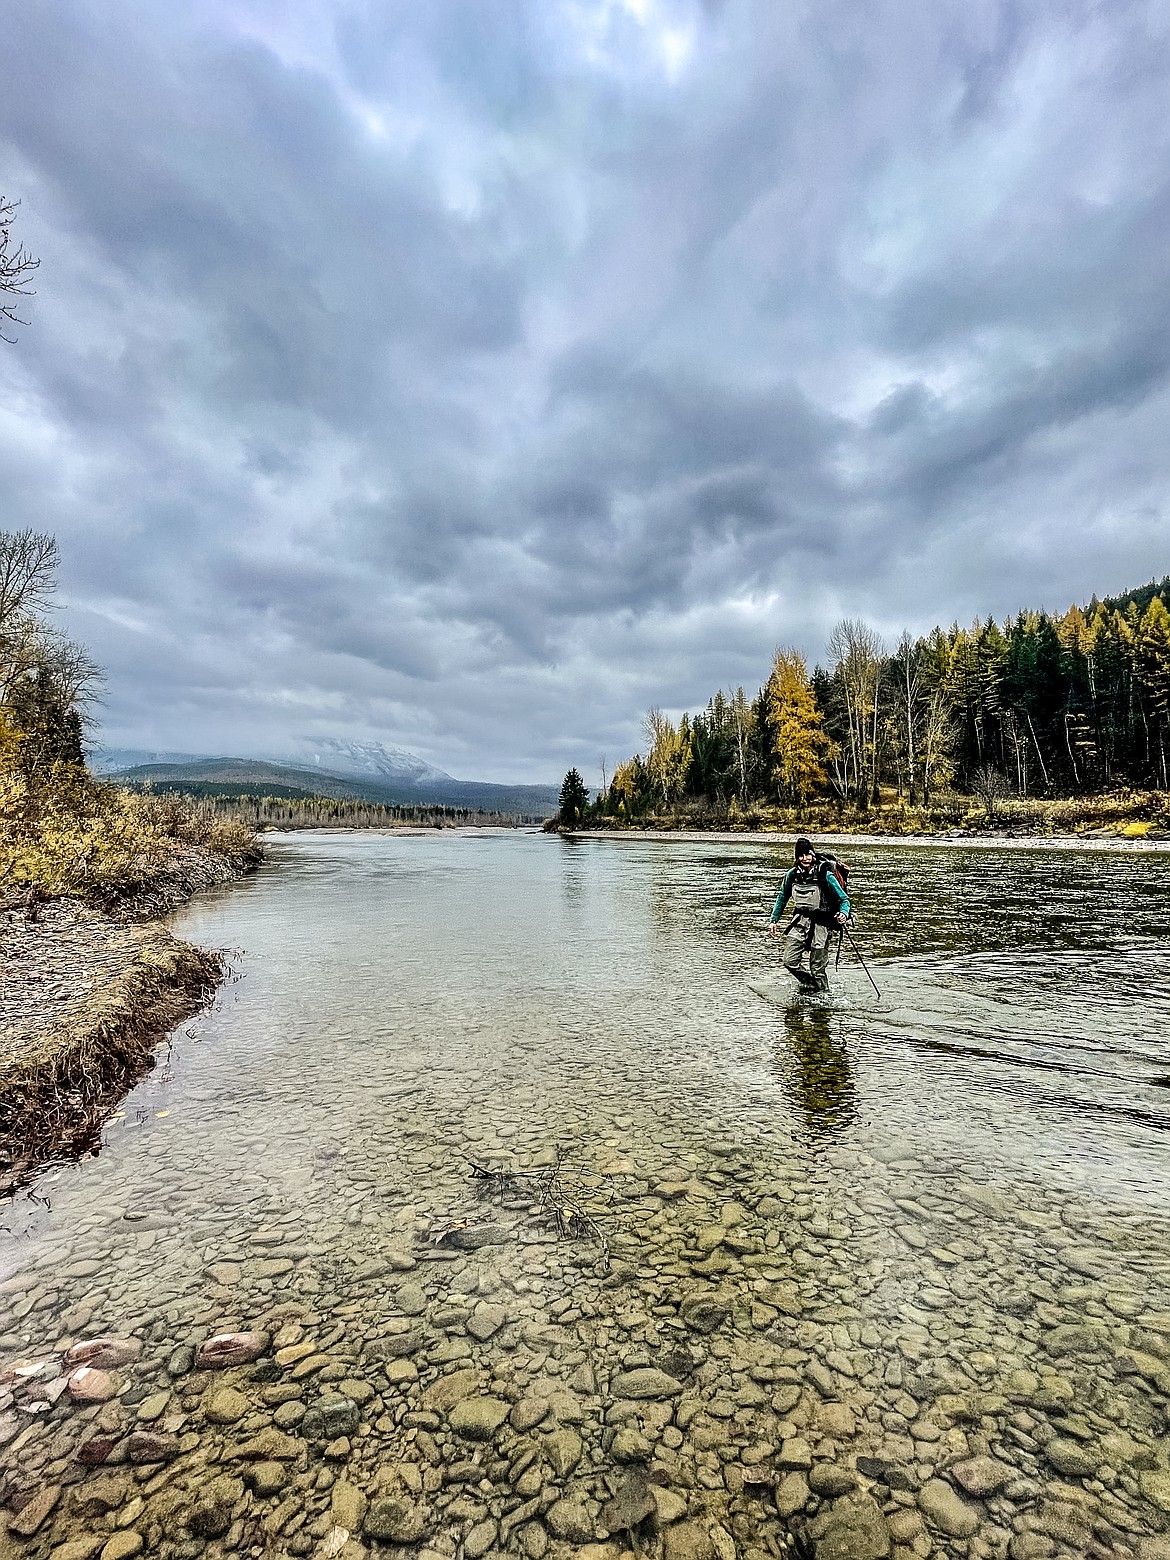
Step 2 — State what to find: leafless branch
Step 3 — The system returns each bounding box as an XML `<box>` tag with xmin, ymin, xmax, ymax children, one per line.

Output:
<box><xmin>0</xmin><ymin>198</ymin><xmax>40</xmax><ymax>342</ymax></box>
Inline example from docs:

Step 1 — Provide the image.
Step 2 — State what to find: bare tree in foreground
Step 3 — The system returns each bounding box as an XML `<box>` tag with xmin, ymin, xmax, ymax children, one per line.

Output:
<box><xmin>1</xmin><ymin>197</ymin><xmax>39</xmax><ymax>342</ymax></box>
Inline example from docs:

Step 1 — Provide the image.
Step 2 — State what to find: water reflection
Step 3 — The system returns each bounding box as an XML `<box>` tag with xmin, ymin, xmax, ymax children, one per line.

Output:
<box><xmin>777</xmin><ymin>1004</ymin><xmax>856</xmax><ymax>1139</ymax></box>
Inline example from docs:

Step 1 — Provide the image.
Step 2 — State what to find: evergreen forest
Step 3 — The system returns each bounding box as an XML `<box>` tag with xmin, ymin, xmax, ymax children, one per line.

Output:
<box><xmin>587</xmin><ymin>578</ymin><xmax>1170</xmax><ymax>828</ymax></box>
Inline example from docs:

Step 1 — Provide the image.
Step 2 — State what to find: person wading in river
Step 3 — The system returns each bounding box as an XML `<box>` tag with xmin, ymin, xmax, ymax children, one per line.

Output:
<box><xmin>767</xmin><ymin>838</ymin><xmax>851</xmax><ymax>996</ymax></box>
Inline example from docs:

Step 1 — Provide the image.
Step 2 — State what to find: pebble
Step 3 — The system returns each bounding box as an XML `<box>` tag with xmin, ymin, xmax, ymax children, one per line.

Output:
<box><xmin>918</xmin><ymin>1478</ymin><xmax>980</xmax><ymax>1538</ymax></box>
<box><xmin>124</xmin><ymin>1431</ymin><xmax>180</xmax><ymax>1464</ymax></box>
<box><xmin>807</xmin><ymin>1492</ymin><xmax>891</xmax><ymax>1559</ymax></box>
<box><xmin>1044</xmin><ymin>1437</ymin><xmax>1100</xmax><ymax>1478</ymax></box>
<box><xmin>99</xmin><ymin>1536</ymin><xmax>143</xmax><ymax>1560</ymax></box>
<box><xmin>204</xmin><ymin>1385</ymin><xmax>249</xmax><ymax>1424</ymax></box>
<box><xmin>609</xmin><ymin>1367</ymin><xmax>682</xmax><ymax>1400</ymax></box>
<box><xmin>363</xmin><ymin>1495</ymin><xmax>428</xmax><ymax>1543</ymax></box>
<box><xmin>952</xmin><ymin>1454</ymin><xmax>1012</xmax><ymax>1496</ymax></box>
<box><xmin>65</xmin><ymin>1338</ymin><xmax>141</xmax><ymax>1371</ymax></box>
<box><xmin>448</xmin><ymin>1395</ymin><xmax>512</xmax><ymax>1440</ymax></box>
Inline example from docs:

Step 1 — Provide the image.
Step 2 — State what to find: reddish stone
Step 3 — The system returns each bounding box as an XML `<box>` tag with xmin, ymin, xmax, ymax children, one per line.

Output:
<box><xmin>196</xmin><ymin>1331</ymin><xmax>269</xmax><ymax>1370</ymax></box>
<box><xmin>77</xmin><ymin>1436</ymin><xmax>120</xmax><ymax>1465</ymax></box>
<box><xmin>66</xmin><ymin>1336</ymin><xmax>142</xmax><ymax>1370</ymax></box>
<box><xmin>125</xmin><ymin>1430</ymin><xmax>180</xmax><ymax>1464</ymax></box>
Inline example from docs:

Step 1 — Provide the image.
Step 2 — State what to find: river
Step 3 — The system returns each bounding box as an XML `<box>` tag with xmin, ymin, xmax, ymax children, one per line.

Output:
<box><xmin>2</xmin><ymin>831</ymin><xmax>1169</xmax><ymax>1558</ymax></box>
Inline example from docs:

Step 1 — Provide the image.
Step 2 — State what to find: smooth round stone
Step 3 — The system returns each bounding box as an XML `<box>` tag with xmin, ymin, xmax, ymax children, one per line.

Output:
<box><xmin>951</xmin><ymin>1455</ymin><xmax>1011</xmax><ymax>1497</ymax></box>
<box><xmin>67</xmin><ymin>1338</ymin><xmax>141</xmax><ymax>1371</ymax></box>
<box><xmin>363</xmin><ymin>1496</ymin><xmax>428</xmax><ymax>1543</ymax></box>
<box><xmin>67</xmin><ymin>1366</ymin><xmax>118</xmax><ymax>1403</ymax></box>
<box><xmin>248</xmin><ymin>1460</ymin><xmax>289</xmax><ymax>1496</ymax></box>
<box><xmin>510</xmin><ymin>1397</ymin><xmax>551</xmax><ymax>1432</ymax></box>
<box><xmin>135</xmin><ymin>1390</ymin><xmax>170</xmax><ymax>1422</ymax></box>
<box><xmin>302</xmin><ymin>1396</ymin><xmax>359</xmax><ymax>1442</ymax></box>
<box><xmin>124</xmin><ymin>1431</ymin><xmax>180</xmax><ymax>1464</ymax></box>
<box><xmin>546</xmin><ymin>1497</ymin><xmax>594</xmax><ymax>1543</ymax></box>
<box><xmin>394</xmin><ymin>1283</ymin><xmax>428</xmax><ymax>1316</ymax></box>
<box><xmin>204</xmin><ymin>1386</ymin><xmax>249</xmax><ymax>1424</ymax></box>
<box><xmin>99</xmin><ymin>1536</ymin><xmax>143</xmax><ymax>1560</ymax></box>
<box><xmin>449</xmin><ymin>1396</ymin><xmax>511</xmax><ymax>1441</ymax></box>
<box><xmin>1045</xmin><ymin>1438</ymin><xmax>1100</xmax><ymax>1479</ymax></box>
<box><xmin>918</xmin><ymin>1479</ymin><xmax>979</xmax><ymax>1538</ymax></box>
<box><xmin>464</xmin><ymin>1519</ymin><xmax>499</xmax><ymax>1559</ymax></box>
<box><xmin>196</xmin><ymin>1331</ymin><xmax>269</xmax><ymax>1370</ymax></box>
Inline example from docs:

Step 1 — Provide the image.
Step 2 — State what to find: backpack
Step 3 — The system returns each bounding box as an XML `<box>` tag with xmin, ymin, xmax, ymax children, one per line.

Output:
<box><xmin>816</xmin><ymin>852</ymin><xmax>849</xmax><ymax>895</ymax></box>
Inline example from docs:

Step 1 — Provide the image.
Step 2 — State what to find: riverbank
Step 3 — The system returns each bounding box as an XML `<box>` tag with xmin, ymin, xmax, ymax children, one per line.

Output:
<box><xmin>0</xmin><ymin>844</ymin><xmax>260</xmax><ymax>1199</ymax></box>
<box><xmin>567</xmin><ymin>827</ymin><xmax>1169</xmax><ymax>851</ymax></box>
<box><xmin>566</xmin><ymin>789</ymin><xmax>1170</xmax><ymax>843</ymax></box>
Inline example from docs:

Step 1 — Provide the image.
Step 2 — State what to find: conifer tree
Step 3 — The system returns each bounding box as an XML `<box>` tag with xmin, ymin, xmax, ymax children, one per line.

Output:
<box><xmin>558</xmin><ymin>768</ymin><xmax>589</xmax><ymax>827</ymax></box>
<box><xmin>766</xmin><ymin>649</ymin><xmax>831</xmax><ymax>803</ymax></box>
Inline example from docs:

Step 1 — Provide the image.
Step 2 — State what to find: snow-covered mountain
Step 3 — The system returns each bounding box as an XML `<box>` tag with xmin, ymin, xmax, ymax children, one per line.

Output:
<box><xmin>89</xmin><ymin>747</ymin><xmax>207</xmax><ymax>774</ymax></box>
<box><xmin>274</xmin><ymin>738</ymin><xmax>453</xmax><ymax>786</ymax></box>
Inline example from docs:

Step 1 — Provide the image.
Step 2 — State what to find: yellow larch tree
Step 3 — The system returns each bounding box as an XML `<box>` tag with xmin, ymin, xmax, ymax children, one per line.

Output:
<box><xmin>766</xmin><ymin>648</ymin><xmax>831</xmax><ymax>803</ymax></box>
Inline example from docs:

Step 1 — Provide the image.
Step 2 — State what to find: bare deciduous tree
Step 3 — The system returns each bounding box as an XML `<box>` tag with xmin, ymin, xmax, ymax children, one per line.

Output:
<box><xmin>1</xmin><ymin>197</ymin><xmax>39</xmax><ymax>343</ymax></box>
<box><xmin>827</xmin><ymin>618</ymin><xmax>886</xmax><ymax>808</ymax></box>
<box><xmin>971</xmin><ymin>763</ymin><xmax>1011</xmax><ymax>823</ymax></box>
<box><xmin>1</xmin><ymin>531</ymin><xmax>102</xmax><ymax>782</ymax></box>
<box><xmin>0</xmin><ymin>529</ymin><xmax>59</xmax><ymax>630</ymax></box>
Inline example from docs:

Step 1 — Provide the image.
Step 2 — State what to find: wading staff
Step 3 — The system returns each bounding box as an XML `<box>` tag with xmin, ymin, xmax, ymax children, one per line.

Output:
<box><xmin>841</xmin><ymin>922</ymin><xmax>882</xmax><ymax>1000</ymax></box>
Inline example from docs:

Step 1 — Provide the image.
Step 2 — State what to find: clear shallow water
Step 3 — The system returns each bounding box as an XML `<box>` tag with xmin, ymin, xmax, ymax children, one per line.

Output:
<box><xmin>2</xmin><ymin>832</ymin><xmax>1169</xmax><ymax>1559</ymax></box>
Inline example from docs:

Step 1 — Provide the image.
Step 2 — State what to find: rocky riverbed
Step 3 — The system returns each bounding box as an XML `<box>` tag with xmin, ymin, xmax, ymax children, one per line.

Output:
<box><xmin>2</xmin><ymin>1101</ymin><xmax>1169</xmax><ymax>1560</ymax></box>
<box><xmin>1</xmin><ymin>831</ymin><xmax>1167</xmax><ymax>1560</ymax></box>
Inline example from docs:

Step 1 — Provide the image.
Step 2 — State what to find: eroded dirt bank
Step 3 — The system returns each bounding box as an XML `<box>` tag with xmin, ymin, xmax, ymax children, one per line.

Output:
<box><xmin>0</xmin><ymin>847</ymin><xmax>258</xmax><ymax>1196</ymax></box>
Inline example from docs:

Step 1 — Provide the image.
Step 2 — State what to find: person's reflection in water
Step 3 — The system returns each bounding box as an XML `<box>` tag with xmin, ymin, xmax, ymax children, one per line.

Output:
<box><xmin>780</xmin><ymin>1006</ymin><xmax>856</xmax><ymax>1140</ymax></box>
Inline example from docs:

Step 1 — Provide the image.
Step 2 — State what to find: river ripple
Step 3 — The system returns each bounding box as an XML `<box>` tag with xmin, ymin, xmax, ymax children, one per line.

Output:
<box><xmin>1</xmin><ymin>831</ymin><xmax>1169</xmax><ymax>1559</ymax></box>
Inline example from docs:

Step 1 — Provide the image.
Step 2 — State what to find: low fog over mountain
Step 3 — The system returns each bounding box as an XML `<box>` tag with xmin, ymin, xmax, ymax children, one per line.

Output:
<box><xmin>273</xmin><ymin>739</ymin><xmax>453</xmax><ymax>787</ymax></box>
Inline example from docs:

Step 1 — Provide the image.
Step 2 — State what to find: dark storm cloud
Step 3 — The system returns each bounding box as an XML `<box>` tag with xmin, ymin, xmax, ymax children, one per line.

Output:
<box><xmin>2</xmin><ymin>0</ymin><xmax>1169</xmax><ymax>779</ymax></box>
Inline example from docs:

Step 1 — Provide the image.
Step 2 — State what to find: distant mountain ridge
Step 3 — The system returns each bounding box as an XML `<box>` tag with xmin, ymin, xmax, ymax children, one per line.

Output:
<box><xmin>101</xmin><ymin>748</ymin><xmax>559</xmax><ymax>816</ymax></box>
<box><xmin>273</xmin><ymin>737</ymin><xmax>453</xmax><ymax>786</ymax></box>
<box><xmin>90</xmin><ymin>747</ymin><xmax>207</xmax><ymax>774</ymax></box>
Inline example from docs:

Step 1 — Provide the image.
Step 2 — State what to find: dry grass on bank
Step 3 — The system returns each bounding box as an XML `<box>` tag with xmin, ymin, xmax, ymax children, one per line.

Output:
<box><xmin>1</xmin><ymin>767</ymin><xmax>261</xmax><ymax>906</ymax></box>
<box><xmin>582</xmin><ymin>789</ymin><xmax>1170</xmax><ymax>838</ymax></box>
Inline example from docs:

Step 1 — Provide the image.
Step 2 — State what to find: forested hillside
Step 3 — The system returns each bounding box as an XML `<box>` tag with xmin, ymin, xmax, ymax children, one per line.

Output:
<box><xmin>592</xmin><ymin>577</ymin><xmax>1170</xmax><ymax>824</ymax></box>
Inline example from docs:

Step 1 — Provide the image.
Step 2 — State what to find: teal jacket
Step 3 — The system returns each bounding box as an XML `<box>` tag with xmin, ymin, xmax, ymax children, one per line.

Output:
<box><xmin>770</xmin><ymin>861</ymin><xmax>850</xmax><ymax>924</ymax></box>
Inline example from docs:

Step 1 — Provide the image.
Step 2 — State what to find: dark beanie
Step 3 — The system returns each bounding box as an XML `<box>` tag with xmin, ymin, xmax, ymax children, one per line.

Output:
<box><xmin>794</xmin><ymin>838</ymin><xmax>813</xmax><ymax>859</ymax></box>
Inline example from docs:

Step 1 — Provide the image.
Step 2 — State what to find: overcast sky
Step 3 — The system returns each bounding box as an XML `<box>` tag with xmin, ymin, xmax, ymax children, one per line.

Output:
<box><xmin>2</xmin><ymin>0</ymin><xmax>1168</xmax><ymax>782</ymax></box>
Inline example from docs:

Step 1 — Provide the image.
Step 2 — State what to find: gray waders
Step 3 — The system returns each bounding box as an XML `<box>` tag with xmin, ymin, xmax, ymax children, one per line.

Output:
<box><xmin>782</xmin><ymin>914</ymin><xmax>833</xmax><ymax>993</ymax></box>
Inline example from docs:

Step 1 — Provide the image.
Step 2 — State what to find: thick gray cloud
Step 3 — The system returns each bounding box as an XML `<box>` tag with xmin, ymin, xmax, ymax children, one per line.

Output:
<box><xmin>2</xmin><ymin>0</ymin><xmax>1169</xmax><ymax>781</ymax></box>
